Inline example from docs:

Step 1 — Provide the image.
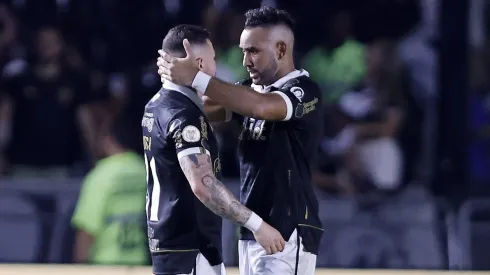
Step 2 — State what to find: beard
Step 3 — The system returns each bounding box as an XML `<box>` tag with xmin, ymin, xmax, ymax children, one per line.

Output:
<box><xmin>253</xmin><ymin>56</ymin><xmax>278</xmax><ymax>86</ymax></box>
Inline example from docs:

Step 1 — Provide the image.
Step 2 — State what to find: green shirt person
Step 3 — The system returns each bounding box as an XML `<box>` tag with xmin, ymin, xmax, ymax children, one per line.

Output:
<box><xmin>72</xmin><ymin>118</ymin><xmax>147</xmax><ymax>265</ymax></box>
<box><xmin>302</xmin><ymin>39</ymin><xmax>366</xmax><ymax>103</ymax></box>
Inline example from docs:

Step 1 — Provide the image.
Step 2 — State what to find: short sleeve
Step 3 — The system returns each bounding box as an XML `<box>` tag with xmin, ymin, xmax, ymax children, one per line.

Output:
<box><xmin>168</xmin><ymin>110</ymin><xmax>211</xmax><ymax>160</ymax></box>
<box><xmin>72</xmin><ymin>166</ymin><xmax>111</xmax><ymax>235</ymax></box>
<box><xmin>271</xmin><ymin>83</ymin><xmax>321</xmax><ymax>121</ymax></box>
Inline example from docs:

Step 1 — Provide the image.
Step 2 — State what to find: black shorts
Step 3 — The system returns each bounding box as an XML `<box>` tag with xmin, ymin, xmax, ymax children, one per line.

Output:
<box><xmin>152</xmin><ymin>250</ymin><xmax>224</xmax><ymax>275</ymax></box>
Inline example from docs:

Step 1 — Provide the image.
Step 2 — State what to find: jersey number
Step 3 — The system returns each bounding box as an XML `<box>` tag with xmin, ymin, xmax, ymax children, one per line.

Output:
<box><xmin>144</xmin><ymin>154</ymin><xmax>160</xmax><ymax>222</ymax></box>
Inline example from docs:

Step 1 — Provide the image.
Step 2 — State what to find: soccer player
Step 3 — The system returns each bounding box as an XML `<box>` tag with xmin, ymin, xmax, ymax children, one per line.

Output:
<box><xmin>157</xmin><ymin>7</ymin><xmax>324</xmax><ymax>275</ymax></box>
<box><xmin>143</xmin><ymin>24</ymin><xmax>285</xmax><ymax>275</ymax></box>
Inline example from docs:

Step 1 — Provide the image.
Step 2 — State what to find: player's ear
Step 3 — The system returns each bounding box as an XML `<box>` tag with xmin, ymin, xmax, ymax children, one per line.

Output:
<box><xmin>276</xmin><ymin>41</ymin><xmax>287</xmax><ymax>60</ymax></box>
<box><xmin>196</xmin><ymin>57</ymin><xmax>204</xmax><ymax>69</ymax></box>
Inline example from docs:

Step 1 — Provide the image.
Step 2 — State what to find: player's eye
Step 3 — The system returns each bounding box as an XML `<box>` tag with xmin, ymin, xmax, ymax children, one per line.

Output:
<box><xmin>243</xmin><ymin>48</ymin><xmax>259</xmax><ymax>54</ymax></box>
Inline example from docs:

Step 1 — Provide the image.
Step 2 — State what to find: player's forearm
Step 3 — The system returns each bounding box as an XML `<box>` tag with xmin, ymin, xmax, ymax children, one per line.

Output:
<box><xmin>199</xmin><ymin>174</ymin><xmax>252</xmax><ymax>226</ymax></box>
<box><xmin>179</xmin><ymin>154</ymin><xmax>252</xmax><ymax>226</ymax></box>
<box><xmin>203</xmin><ymin>96</ymin><xmax>227</xmax><ymax>122</ymax></box>
<box><xmin>206</xmin><ymin>77</ymin><xmax>271</xmax><ymax>120</ymax></box>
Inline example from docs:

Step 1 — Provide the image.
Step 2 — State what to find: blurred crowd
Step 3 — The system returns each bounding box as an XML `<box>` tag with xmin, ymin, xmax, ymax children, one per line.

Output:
<box><xmin>0</xmin><ymin>0</ymin><xmax>432</xmax><ymax>190</ymax></box>
<box><xmin>1</xmin><ymin>0</ymin><xmax>490</xmax><ymax>268</ymax></box>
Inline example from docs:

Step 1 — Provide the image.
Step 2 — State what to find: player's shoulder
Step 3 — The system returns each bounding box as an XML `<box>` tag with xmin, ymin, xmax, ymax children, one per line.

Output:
<box><xmin>281</xmin><ymin>75</ymin><xmax>320</xmax><ymax>92</ymax></box>
<box><xmin>145</xmin><ymin>88</ymin><xmax>201</xmax><ymax>128</ymax></box>
<box><xmin>279</xmin><ymin>75</ymin><xmax>322</xmax><ymax>103</ymax></box>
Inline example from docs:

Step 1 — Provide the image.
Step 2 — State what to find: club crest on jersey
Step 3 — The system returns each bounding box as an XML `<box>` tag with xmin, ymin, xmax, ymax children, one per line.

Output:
<box><xmin>290</xmin><ymin>87</ymin><xmax>304</xmax><ymax>101</ymax></box>
<box><xmin>182</xmin><ymin>125</ymin><xmax>201</xmax><ymax>142</ymax></box>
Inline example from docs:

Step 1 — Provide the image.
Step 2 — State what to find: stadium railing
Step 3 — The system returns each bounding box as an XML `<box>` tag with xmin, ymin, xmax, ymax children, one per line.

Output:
<box><xmin>0</xmin><ymin>179</ymin><xmax>461</xmax><ymax>269</ymax></box>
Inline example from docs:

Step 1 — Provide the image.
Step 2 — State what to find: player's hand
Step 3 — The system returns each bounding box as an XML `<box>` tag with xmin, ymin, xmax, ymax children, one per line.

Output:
<box><xmin>157</xmin><ymin>39</ymin><xmax>199</xmax><ymax>86</ymax></box>
<box><xmin>253</xmin><ymin>222</ymin><xmax>286</xmax><ymax>255</ymax></box>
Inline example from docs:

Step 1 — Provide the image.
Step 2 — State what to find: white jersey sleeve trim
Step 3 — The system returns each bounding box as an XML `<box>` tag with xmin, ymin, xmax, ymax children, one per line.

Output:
<box><xmin>271</xmin><ymin>91</ymin><xmax>293</xmax><ymax>121</ymax></box>
<box><xmin>177</xmin><ymin>147</ymin><xmax>211</xmax><ymax>160</ymax></box>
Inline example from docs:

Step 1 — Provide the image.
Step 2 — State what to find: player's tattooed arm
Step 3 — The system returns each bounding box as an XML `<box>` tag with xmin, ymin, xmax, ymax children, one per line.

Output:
<box><xmin>179</xmin><ymin>153</ymin><xmax>252</xmax><ymax>225</ymax></box>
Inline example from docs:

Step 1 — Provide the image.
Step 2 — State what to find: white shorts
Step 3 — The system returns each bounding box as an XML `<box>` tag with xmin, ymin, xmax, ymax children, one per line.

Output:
<box><xmin>238</xmin><ymin>230</ymin><xmax>316</xmax><ymax>275</ymax></box>
<box><xmin>178</xmin><ymin>253</ymin><xmax>226</xmax><ymax>275</ymax></box>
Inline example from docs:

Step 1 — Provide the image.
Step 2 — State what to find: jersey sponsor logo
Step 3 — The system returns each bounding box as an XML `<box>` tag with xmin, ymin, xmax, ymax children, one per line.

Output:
<box><xmin>199</xmin><ymin>116</ymin><xmax>208</xmax><ymax>140</ymax></box>
<box><xmin>143</xmin><ymin>136</ymin><xmax>152</xmax><ymax>150</ymax></box>
<box><xmin>295</xmin><ymin>104</ymin><xmax>305</xmax><ymax>118</ymax></box>
<box><xmin>170</xmin><ymin>119</ymin><xmax>184</xmax><ymax>148</ymax></box>
<box><xmin>142</xmin><ymin>116</ymin><xmax>155</xmax><ymax>132</ymax></box>
<box><xmin>304</xmin><ymin>97</ymin><xmax>319</xmax><ymax>113</ymax></box>
<box><xmin>290</xmin><ymin>86</ymin><xmax>304</xmax><ymax>101</ymax></box>
<box><xmin>182</xmin><ymin>125</ymin><xmax>201</xmax><ymax>142</ymax></box>
<box><xmin>252</xmin><ymin>123</ymin><xmax>266</xmax><ymax>140</ymax></box>
<box><xmin>173</xmin><ymin>129</ymin><xmax>183</xmax><ymax>148</ymax></box>
<box><xmin>239</xmin><ymin>118</ymin><xmax>269</xmax><ymax>141</ymax></box>
<box><xmin>295</xmin><ymin>97</ymin><xmax>319</xmax><ymax>118</ymax></box>
<box><xmin>148</xmin><ymin>226</ymin><xmax>154</xmax><ymax>238</ymax></box>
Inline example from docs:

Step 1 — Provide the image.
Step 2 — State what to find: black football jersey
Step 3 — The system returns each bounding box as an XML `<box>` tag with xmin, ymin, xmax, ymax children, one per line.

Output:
<box><xmin>233</xmin><ymin>70</ymin><xmax>324</xmax><ymax>254</ymax></box>
<box><xmin>142</xmin><ymin>81</ymin><xmax>223</xmax><ymax>274</ymax></box>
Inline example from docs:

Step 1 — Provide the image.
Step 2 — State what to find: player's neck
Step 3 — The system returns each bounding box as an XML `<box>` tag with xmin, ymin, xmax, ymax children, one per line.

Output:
<box><xmin>274</xmin><ymin>64</ymin><xmax>296</xmax><ymax>84</ymax></box>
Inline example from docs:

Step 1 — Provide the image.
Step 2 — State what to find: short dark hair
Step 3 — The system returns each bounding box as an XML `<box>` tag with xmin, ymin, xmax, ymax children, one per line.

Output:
<box><xmin>244</xmin><ymin>6</ymin><xmax>295</xmax><ymax>31</ymax></box>
<box><xmin>161</xmin><ymin>24</ymin><xmax>210</xmax><ymax>58</ymax></box>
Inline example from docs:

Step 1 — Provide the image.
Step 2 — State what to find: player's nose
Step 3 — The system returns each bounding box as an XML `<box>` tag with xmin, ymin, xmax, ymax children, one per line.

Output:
<box><xmin>243</xmin><ymin>54</ymin><xmax>252</xmax><ymax>68</ymax></box>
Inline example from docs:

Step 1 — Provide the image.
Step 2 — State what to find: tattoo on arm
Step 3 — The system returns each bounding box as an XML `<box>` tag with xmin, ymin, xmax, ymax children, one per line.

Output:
<box><xmin>179</xmin><ymin>153</ymin><xmax>252</xmax><ymax>226</ymax></box>
<box><xmin>187</xmin><ymin>154</ymin><xmax>202</xmax><ymax>167</ymax></box>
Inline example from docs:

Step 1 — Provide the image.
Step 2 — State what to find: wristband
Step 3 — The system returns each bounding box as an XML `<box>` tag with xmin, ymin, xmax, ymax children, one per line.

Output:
<box><xmin>244</xmin><ymin>212</ymin><xmax>263</xmax><ymax>233</ymax></box>
<box><xmin>191</xmin><ymin>71</ymin><xmax>212</xmax><ymax>93</ymax></box>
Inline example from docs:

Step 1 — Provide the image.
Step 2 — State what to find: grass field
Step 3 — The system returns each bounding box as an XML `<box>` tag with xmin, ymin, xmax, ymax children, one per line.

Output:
<box><xmin>1</xmin><ymin>265</ymin><xmax>490</xmax><ymax>275</ymax></box>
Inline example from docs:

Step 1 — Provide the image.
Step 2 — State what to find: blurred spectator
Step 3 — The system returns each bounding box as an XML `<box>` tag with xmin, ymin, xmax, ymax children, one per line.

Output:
<box><xmin>202</xmin><ymin>8</ymin><xmax>244</xmax><ymax>177</ymax></box>
<box><xmin>302</xmin><ymin>10</ymin><xmax>366</xmax><ymax>104</ymax></box>
<box><xmin>313</xmin><ymin>39</ymin><xmax>407</xmax><ymax>194</ymax></box>
<box><xmin>208</xmin><ymin>9</ymin><xmax>247</xmax><ymax>83</ymax></box>
<box><xmin>123</xmin><ymin>60</ymin><xmax>161</xmax><ymax>123</ymax></box>
<box><xmin>395</xmin><ymin>0</ymin><xmax>435</xmax><ymax>183</ymax></box>
<box><xmin>0</xmin><ymin>3</ymin><xmax>17</xmax><ymax>66</ymax></box>
<box><xmin>0</xmin><ymin>27</ymin><xmax>96</xmax><ymax>178</ymax></box>
<box><xmin>468</xmin><ymin>46</ymin><xmax>490</xmax><ymax>182</ymax></box>
<box><xmin>71</xmin><ymin>114</ymin><xmax>147</xmax><ymax>265</ymax></box>
<box><xmin>469</xmin><ymin>87</ymin><xmax>490</xmax><ymax>182</ymax></box>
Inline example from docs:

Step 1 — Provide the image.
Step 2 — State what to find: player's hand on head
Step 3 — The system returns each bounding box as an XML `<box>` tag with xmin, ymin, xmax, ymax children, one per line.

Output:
<box><xmin>253</xmin><ymin>222</ymin><xmax>286</xmax><ymax>255</ymax></box>
<box><xmin>157</xmin><ymin>39</ymin><xmax>199</xmax><ymax>86</ymax></box>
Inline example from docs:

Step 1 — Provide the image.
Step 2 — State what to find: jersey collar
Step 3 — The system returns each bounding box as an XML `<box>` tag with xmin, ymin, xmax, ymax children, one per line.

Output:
<box><xmin>162</xmin><ymin>80</ymin><xmax>203</xmax><ymax>111</ymax></box>
<box><xmin>251</xmin><ymin>69</ymin><xmax>310</xmax><ymax>93</ymax></box>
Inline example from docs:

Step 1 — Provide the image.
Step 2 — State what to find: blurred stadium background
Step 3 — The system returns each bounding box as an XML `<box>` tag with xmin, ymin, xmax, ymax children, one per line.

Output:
<box><xmin>1</xmin><ymin>0</ymin><xmax>490</xmax><ymax>272</ymax></box>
